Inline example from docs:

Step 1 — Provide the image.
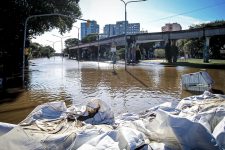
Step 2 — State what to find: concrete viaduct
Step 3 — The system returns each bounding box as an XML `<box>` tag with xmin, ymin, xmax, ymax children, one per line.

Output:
<box><xmin>69</xmin><ymin>26</ymin><xmax>225</xmax><ymax>62</ymax></box>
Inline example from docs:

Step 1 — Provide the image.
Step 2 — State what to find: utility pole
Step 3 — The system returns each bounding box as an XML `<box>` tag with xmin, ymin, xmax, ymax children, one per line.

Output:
<box><xmin>120</xmin><ymin>0</ymin><xmax>147</xmax><ymax>70</ymax></box>
<box><xmin>47</xmin><ymin>40</ymin><xmax>60</xmax><ymax>60</ymax></box>
<box><xmin>23</xmin><ymin>13</ymin><xmax>89</xmax><ymax>84</ymax></box>
<box><xmin>52</xmin><ymin>34</ymin><xmax>71</xmax><ymax>61</ymax></box>
<box><xmin>73</xmin><ymin>26</ymin><xmax>80</xmax><ymax>63</ymax></box>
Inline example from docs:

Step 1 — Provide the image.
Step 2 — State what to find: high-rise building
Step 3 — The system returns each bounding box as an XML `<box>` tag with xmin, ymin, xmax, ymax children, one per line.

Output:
<box><xmin>115</xmin><ymin>21</ymin><xmax>140</xmax><ymax>35</ymax></box>
<box><xmin>127</xmin><ymin>23</ymin><xmax>140</xmax><ymax>34</ymax></box>
<box><xmin>81</xmin><ymin>20</ymin><xmax>99</xmax><ymax>39</ymax></box>
<box><xmin>161</xmin><ymin>23</ymin><xmax>182</xmax><ymax>32</ymax></box>
<box><xmin>115</xmin><ymin>21</ymin><xmax>127</xmax><ymax>35</ymax></box>
<box><xmin>103</xmin><ymin>21</ymin><xmax>140</xmax><ymax>37</ymax></box>
<box><xmin>103</xmin><ymin>24</ymin><xmax>116</xmax><ymax>37</ymax></box>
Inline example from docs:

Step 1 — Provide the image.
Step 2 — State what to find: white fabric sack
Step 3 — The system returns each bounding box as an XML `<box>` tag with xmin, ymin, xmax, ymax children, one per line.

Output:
<box><xmin>212</xmin><ymin>116</ymin><xmax>225</xmax><ymax>149</ymax></box>
<box><xmin>0</xmin><ymin>122</ymin><xmax>17</xmax><ymax>136</ymax></box>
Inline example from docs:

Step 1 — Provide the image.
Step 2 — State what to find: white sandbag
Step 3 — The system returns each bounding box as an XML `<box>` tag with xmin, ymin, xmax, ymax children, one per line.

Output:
<box><xmin>0</xmin><ymin>122</ymin><xmax>17</xmax><ymax>136</ymax></box>
<box><xmin>118</xmin><ymin>108</ymin><xmax>219</xmax><ymax>150</ymax></box>
<box><xmin>177</xmin><ymin>92</ymin><xmax>225</xmax><ymax>133</ymax></box>
<box><xmin>149</xmin><ymin>142</ymin><xmax>167</xmax><ymax>150</ymax></box>
<box><xmin>84</xmin><ymin>99</ymin><xmax>115</xmax><ymax>125</ymax></box>
<box><xmin>116</xmin><ymin>109</ymin><xmax>179</xmax><ymax>149</ymax></box>
<box><xmin>212</xmin><ymin>116</ymin><xmax>225</xmax><ymax>149</ymax></box>
<box><xmin>141</xmin><ymin>110</ymin><xmax>178</xmax><ymax>148</ymax></box>
<box><xmin>116</xmin><ymin>126</ymin><xmax>146</xmax><ymax>150</ymax></box>
<box><xmin>115</xmin><ymin>103</ymin><xmax>180</xmax><ymax>149</ymax></box>
<box><xmin>0</xmin><ymin>93</ymin><xmax>225</xmax><ymax>150</ymax></box>
<box><xmin>115</xmin><ymin>113</ymin><xmax>140</xmax><ymax>122</ymax></box>
<box><xmin>19</xmin><ymin>101</ymin><xmax>67</xmax><ymax>126</ymax></box>
<box><xmin>179</xmin><ymin>104</ymin><xmax>225</xmax><ymax>133</ymax></box>
<box><xmin>66</xmin><ymin>105</ymin><xmax>87</xmax><ymax>119</ymax></box>
<box><xmin>0</xmin><ymin>126</ymin><xmax>43</xmax><ymax>150</ymax></box>
<box><xmin>167</xmin><ymin>112</ymin><xmax>219</xmax><ymax>150</ymax></box>
<box><xmin>77</xmin><ymin>130</ymin><xmax>119</xmax><ymax>150</ymax></box>
<box><xmin>69</xmin><ymin>129</ymin><xmax>106</xmax><ymax>149</ymax></box>
<box><xmin>192</xmin><ymin>107</ymin><xmax>225</xmax><ymax>133</ymax></box>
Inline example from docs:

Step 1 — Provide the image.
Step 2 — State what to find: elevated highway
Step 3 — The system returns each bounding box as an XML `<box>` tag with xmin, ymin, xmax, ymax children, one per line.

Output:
<box><xmin>70</xmin><ymin>26</ymin><xmax>225</xmax><ymax>49</ymax></box>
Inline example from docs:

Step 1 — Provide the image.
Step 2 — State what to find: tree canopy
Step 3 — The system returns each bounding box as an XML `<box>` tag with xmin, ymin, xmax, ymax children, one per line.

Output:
<box><xmin>177</xmin><ymin>20</ymin><xmax>225</xmax><ymax>59</ymax></box>
<box><xmin>64</xmin><ymin>38</ymin><xmax>79</xmax><ymax>54</ymax></box>
<box><xmin>189</xmin><ymin>20</ymin><xmax>225</xmax><ymax>29</ymax></box>
<box><xmin>1</xmin><ymin>0</ymin><xmax>81</xmax><ymax>39</ymax></box>
<box><xmin>0</xmin><ymin>0</ymin><xmax>82</xmax><ymax>77</ymax></box>
<box><xmin>30</xmin><ymin>42</ymin><xmax>55</xmax><ymax>58</ymax></box>
<box><xmin>81</xmin><ymin>34</ymin><xmax>98</xmax><ymax>43</ymax></box>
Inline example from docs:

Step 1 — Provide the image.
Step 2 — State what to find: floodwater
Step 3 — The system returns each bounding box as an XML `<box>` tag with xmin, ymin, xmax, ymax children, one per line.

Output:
<box><xmin>0</xmin><ymin>56</ymin><xmax>225</xmax><ymax>124</ymax></box>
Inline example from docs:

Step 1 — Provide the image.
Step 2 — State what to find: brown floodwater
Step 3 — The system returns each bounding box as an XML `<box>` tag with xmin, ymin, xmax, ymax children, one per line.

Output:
<box><xmin>0</xmin><ymin>57</ymin><xmax>225</xmax><ymax>124</ymax></box>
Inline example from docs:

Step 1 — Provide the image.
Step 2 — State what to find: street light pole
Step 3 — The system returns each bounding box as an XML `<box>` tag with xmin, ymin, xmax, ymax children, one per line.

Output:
<box><xmin>73</xmin><ymin>26</ymin><xmax>80</xmax><ymax>63</ymax></box>
<box><xmin>120</xmin><ymin>0</ymin><xmax>147</xmax><ymax>70</ymax></box>
<box><xmin>22</xmin><ymin>13</ymin><xmax>89</xmax><ymax>84</ymax></box>
<box><xmin>47</xmin><ymin>40</ymin><xmax>61</xmax><ymax>51</ymax></box>
<box><xmin>47</xmin><ymin>40</ymin><xmax>60</xmax><ymax>59</ymax></box>
<box><xmin>52</xmin><ymin>34</ymin><xmax>71</xmax><ymax>61</ymax></box>
<box><xmin>98</xmin><ymin>34</ymin><xmax>100</xmax><ymax>68</ymax></box>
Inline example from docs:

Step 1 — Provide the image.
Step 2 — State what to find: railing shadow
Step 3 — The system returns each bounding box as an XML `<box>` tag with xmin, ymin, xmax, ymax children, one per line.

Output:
<box><xmin>126</xmin><ymin>70</ymin><xmax>149</xmax><ymax>88</ymax></box>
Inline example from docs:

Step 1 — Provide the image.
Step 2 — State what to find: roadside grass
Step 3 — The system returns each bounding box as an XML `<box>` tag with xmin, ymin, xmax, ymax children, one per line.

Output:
<box><xmin>141</xmin><ymin>58</ymin><xmax>225</xmax><ymax>69</ymax></box>
<box><xmin>180</xmin><ymin>59</ymin><xmax>225</xmax><ymax>65</ymax></box>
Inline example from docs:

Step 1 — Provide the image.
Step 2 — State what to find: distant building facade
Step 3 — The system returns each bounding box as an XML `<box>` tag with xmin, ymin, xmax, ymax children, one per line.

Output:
<box><xmin>127</xmin><ymin>23</ymin><xmax>140</xmax><ymax>34</ymax></box>
<box><xmin>103</xmin><ymin>24</ymin><xmax>116</xmax><ymax>37</ymax></box>
<box><xmin>103</xmin><ymin>21</ymin><xmax>140</xmax><ymax>37</ymax></box>
<box><xmin>81</xmin><ymin>20</ymin><xmax>99</xmax><ymax>39</ymax></box>
<box><xmin>161</xmin><ymin>23</ymin><xmax>182</xmax><ymax>32</ymax></box>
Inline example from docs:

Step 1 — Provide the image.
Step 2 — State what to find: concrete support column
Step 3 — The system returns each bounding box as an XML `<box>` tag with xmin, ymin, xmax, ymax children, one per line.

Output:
<box><xmin>203</xmin><ymin>37</ymin><xmax>210</xmax><ymax>63</ymax></box>
<box><xmin>165</xmin><ymin>39</ymin><xmax>172</xmax><ymax>63</ymax></box>
<box><xmin>131</xmin><ymin>42</ymin><xmax>136</xmax><ymax>63</ymax></box>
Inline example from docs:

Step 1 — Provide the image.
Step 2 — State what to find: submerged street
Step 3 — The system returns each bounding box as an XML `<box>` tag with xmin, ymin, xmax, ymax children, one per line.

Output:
<box><xmin>0</xmin><ymin>56</ymin><xmax>225</xmax><ymax>123</ymax></box>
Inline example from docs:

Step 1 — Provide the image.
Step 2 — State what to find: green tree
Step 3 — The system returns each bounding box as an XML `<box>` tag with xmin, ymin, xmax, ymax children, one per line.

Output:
<box><xmin>189</xmin><ymin>20</ymin><xmax>225</xmax><ymax>29</ymax></box>
<box><xmin>177</xmin><ymin>38</ymin><xmax>205</xmax><ymax>59</ymax></box>
<box><xmin>65</xmin><ymin>38</ymin><xmax>79</xmax><ymax>47</ymax></box>
<box><xmin>165</xmin><ymin>41</ymin><xmax>172</xmax><ymax>63</ymax></box>
<box><xmin>210</xmin><ymin>35</ymin><xmax>225</xmax><ymax>59</ymax></box>
<box><xmin>30</xmin><ymin>42</ymin><xmax>42</xmax><ymax>58</ymax></box>
<box><xmin>177</xmin><ymin>39</ymin><xmax>186</xmax><ymax>56</ymax></box>
<box><xmin>30</xmin><ymin>42</ymin><xmax>55</xmax><ymax>58</ymax></box>
<box><xmin>81</xmin><ymin>34</ymin><xmax>98</xmax><ymax>43</ymax></box>
<box><xmin>139</xmin><ymin>42</ymin><xmax>155</xmax><ymax>59</ymax></box>
<box><xmin>117</xmin><ymin>48</ymin><xmax>125</xmax><ymax>60</ymax></box>
<box><xmin>64</xmin><ymin>38</ymin><xmax>79</xmax><ymax>58</ymax></box>
<box><xmin>189</xmin><ymin>20</ymin><xmax>225</xmax><ymax>59</ymax></box>
<box><xmin>40</xmin><ymin>46</ymin><xmax>54</xmax><ymax>58</ymax></box>
<box><xmin>177</xmin><ymin>20</ymin><xmax>225</xmax><ymax>59</ymax></box>
<box><xmin>154</xmin><ymin>49</ymin><xmax>165</xmax><ymax>58</ymax></box>
<box><xmin>0</xmin><ymin>0</ymin><xmax>81</xmax><ymax>79</ymax></box>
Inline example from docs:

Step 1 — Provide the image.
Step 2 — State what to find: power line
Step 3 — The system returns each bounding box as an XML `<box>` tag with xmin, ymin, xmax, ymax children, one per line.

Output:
<box><xmin>149</xmin><ymin>1</ymin><xmax>225</xmax><ymax>23</ymax></box>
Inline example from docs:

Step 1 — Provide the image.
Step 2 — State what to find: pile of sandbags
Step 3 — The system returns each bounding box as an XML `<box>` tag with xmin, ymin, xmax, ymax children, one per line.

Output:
<box><xmin>0</xmin><ymin>91</ymin><xmax>225</xmax><ymax>150</ymax></box>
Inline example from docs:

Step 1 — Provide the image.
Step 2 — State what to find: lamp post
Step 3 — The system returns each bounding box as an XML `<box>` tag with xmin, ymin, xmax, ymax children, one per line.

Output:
<box><xmin>120</xmin><ymin>0</ymin><xmax>147</xmax><ymax>70</ymax></box>
<box><xmin>97</xmin><ymin>29</ymin><xmax>105</xmax><ymax>64</ymax></box>
<box><xmin>52</xmin><ymin>34</ymin><xmax>71</xmax><ymax>60</ymax></box>
<box><xmin>47</xmin><ymin>40</ymin><xmax>60</xmax><ymax>59</ymax></box>
<box><xmin>22</xmin><ymin>13</ymin><xmax>89</xmax><ymax>85</ymax></box>
<box><xmin>97</xmin><ymin>33</ymin><xmax>100</xmax><ymax>63</ymax></box>
<box><xmin>47</xmin><ymin>40</ymin><xmax>61</xmax><ymax>51</ymax></box>
<box><xmin>73</xmin><ymin>26</ymin><xmax>80</xmax><ymax>62</ymax></box>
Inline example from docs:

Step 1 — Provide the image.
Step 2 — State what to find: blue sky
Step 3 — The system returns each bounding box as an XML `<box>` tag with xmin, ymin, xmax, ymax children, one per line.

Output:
<box><xmin>32</xmin><ymin>0</ymin><xmax>225</xmax><ymax>52</ymax></box>
<box><xmin>148</xmin><ymin>0</ymin><xmax>225</xmax><ymax>20</ymax></box>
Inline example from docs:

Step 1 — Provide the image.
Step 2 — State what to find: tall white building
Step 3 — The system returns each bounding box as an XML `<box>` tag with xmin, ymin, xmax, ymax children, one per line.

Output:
<box><xmin>161</xmin><ymin>23</ymin><xmax>182</xmax><ymax>32</ymax></box>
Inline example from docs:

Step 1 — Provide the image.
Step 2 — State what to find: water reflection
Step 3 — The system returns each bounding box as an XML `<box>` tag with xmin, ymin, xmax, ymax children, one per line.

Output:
<box><xmin>0</xmin><ymin>57</ymin><xmax>224</xmax><ymax>123</ymax></box>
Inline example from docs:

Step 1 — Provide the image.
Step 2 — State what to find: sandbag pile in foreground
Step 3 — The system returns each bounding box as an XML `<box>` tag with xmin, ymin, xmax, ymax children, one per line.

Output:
<box><xmin>0</xmin><ymin>91</ymin><xmax>225</xmax><ymax>150</ymax></box>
